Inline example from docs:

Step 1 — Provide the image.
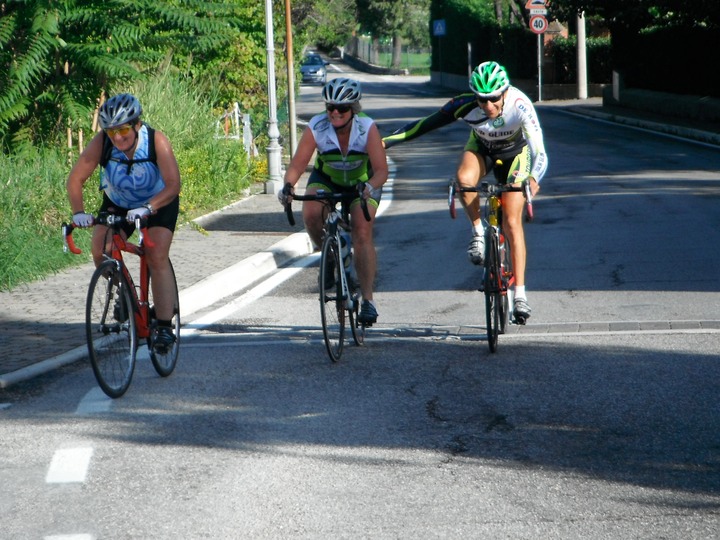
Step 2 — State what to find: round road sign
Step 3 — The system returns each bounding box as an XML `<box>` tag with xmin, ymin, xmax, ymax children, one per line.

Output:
<box><xmin>529</xmin><ymin>15</ymin><xmax>548</xmax><ymax>34</ymax></box>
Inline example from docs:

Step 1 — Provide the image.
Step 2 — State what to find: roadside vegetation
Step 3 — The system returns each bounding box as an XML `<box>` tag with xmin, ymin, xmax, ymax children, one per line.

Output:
<box><xmin>0</xmin><ymin>68</ymin><xmax>264</xmax><ymax>290</ymax></box>
<box><xmin>0</xmin><ymin>0</ymin><xmax>438</xmax><ymax>291</ymax></box>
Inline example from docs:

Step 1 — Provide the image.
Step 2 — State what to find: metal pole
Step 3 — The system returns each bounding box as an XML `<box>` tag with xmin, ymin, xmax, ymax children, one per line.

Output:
<box><xmin>285</xmin><ymin>0</ymin><xmax>297</xmax><ymax>155</ymax></box>
<box><xmin>264</xmin><ymin>0</ymin><xmax>283</xmax><ymax>194</ymax></box>
<box><xmin>577</xmin><ymin>10</ymin><xmax>588</xmax><ymax>99</ymax></box>
<box><xmin>536</xmin><ymin>33</ymin><xmax>543</xmax><ymax>102</ymax></box>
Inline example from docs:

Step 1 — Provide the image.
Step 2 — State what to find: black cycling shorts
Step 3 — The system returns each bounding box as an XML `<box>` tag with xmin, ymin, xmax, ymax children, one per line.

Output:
<box><xmin>99</xmin><ymin>193</ymin><xmax>180</xmax><ymax>236</ymax></box>
<box><xmin>306</xmin><ymin>169</ymin><xmax>381</xmax><ymax>208</ymax></box>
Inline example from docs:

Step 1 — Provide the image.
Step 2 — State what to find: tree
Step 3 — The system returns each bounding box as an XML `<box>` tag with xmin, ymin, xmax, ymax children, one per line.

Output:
<box><xmin>291</xmin><ymin>0</ymin><xmax>357</xmax><ymax>52</ymax></box>
<box><xmin>356</xmin><ymin>0</ymin><xmax>430</xmax><ymax>68</ymax></box>
<box><xmin>0</xmin><ymin>0</ymin><xmax>249</xmax><ymax>151</ymax></box>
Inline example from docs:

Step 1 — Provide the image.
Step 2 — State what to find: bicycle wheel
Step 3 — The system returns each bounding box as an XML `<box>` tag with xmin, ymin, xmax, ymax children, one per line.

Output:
<box><xmin>148</xmin><ymin>259</ymin><xmax>180</xmax><ymax>377</ymax></box>
<box><xmin>320</xmin><ymin>234</ymin><xmax>345</xmax><ymax>362</ymax></box>
<box><xmin>348</xmin><ymin>288</ymin><xmax>365</xmax><ymax>346</ymax></box>
<box><xmin>86</xmin><ymin>260</ymin><xmax>137</xmax><ymax>398</ymax></box>
<box><xmin>484</xmin><ymin>230</ymin><xmax>501</xmax><ymax>353</ymax></box>
<box><xmin>499</xmin><ymin>239</ymin><xmax>512</xmax><ymax>334</ymax></box>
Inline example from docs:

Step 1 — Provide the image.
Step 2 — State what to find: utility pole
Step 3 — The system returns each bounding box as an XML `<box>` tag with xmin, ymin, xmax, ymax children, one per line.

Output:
<box><xmin>285</xmin><ymin>0</ymin><xmax>297</xmax><ymax>156</ymax></box>
<box><xmin>264</xmin><ymin>0</ymin><xmax>283</xmax><ymax>194</ymax></box>
<box><xmin>577</xmin><ymin>10</ymin><xmax>588</xmax><ymax>99</ymax></box>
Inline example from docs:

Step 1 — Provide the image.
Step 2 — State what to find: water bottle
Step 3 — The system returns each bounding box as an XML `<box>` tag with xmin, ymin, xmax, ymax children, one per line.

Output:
<box><xmin>339</xmin><ymin>231</ymin><xmax>352</xmax><ymax>270</ymax></box>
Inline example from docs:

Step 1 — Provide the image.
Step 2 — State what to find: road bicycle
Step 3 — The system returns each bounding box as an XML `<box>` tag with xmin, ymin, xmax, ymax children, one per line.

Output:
<box><xmin>448</xmin><ymin>174</ymin><xmax>533</xmax><ymax>353</ymax></box>
<box><xmin>284</xmin><ymin>183</ymin><xmax>371</xmax><ymax>362</ymax></box>
<box><xmin>62</xmin><ymin>213</ymin><xmax>180</xmax><ymax>397</ymax></box>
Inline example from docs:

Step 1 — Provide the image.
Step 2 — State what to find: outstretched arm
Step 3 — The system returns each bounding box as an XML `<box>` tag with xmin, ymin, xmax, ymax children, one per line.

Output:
<box><xmin>382</xmin><ymin>110</ymin><xmax>455</xmax><ymax>149</ymax></box>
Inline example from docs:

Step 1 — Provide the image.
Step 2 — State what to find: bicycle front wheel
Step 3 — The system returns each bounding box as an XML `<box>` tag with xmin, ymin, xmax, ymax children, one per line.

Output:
<box><xmin>86</xmin><ymin>260</ymin><xmax>137</xmax><ymax>398</ymax></box>
<box><xmin>484</xmin><ymin>231</ymin><xmax>501</xmax><ymax>353</ymax></box>
<box><xmin>499</xmin><ymin>240</ymin><xmax>512</xmax><ymax>335</ymax></box>
<box><xmin>320</xmin><ymin>234</ymin><xmax>345</xmax><ymax>362</ymax></box>
<box><xmin>148</xmin><ymin>259</ymin><xmax>180</xmax><ymax>377</ymax></box>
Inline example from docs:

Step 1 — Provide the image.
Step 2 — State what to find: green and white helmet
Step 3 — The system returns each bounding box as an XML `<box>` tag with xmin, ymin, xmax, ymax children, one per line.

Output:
<box><xmin>469</xmin><ymin>61</ymin><xmax>510</xmax><ymax>98</ymax></box>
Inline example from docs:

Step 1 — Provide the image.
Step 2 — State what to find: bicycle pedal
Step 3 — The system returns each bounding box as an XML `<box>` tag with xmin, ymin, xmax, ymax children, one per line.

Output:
<box><xmin>514</xmin><ymin>315</ymin><xmax>527</xmax><ymax>325</ymax></box>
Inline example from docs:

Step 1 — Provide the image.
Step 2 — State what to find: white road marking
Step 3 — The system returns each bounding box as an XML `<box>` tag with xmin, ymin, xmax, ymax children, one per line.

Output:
<box><xmin>75</xmin><ymin>387</ymin><xmax>113</xmax><ymax>415</ymax></box>
<box><xmin>44</xmin><ymin>535</ymin><xmax>94</xmax><ymax>540</ymax></box>
<box><xmin>46</xmin><ymin>447</ymin><xmax>93</xmax><ymax>484</ymax></box>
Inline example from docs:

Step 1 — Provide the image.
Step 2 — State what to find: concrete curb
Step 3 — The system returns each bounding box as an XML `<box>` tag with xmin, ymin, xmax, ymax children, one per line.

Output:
<box><xmin>0</xmin><ymin>232</ymin><xmax>314</xmax><ymax>388</ymax></box>
<box><xmin>564</xmin><ymin>106</ymin><xmax>720</xmax><ymax>147</ymax></box>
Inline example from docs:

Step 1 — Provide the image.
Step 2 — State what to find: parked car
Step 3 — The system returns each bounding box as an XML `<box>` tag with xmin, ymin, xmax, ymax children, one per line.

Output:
<box><xmin>300</xmin><ymin>53</ymin><xmax>328</xmax><ymax>84</ymax></box>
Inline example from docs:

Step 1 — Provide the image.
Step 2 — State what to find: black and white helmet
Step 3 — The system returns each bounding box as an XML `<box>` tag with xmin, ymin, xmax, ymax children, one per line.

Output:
<box><xmin>321</xmin><ymin>78</ymin><xmax>362</xmax><ymax>104</ymax></box>
<box><xmin>98</xmin><ymin>93</ymin><xmax>142</xmax><ymax>129</ymax></box>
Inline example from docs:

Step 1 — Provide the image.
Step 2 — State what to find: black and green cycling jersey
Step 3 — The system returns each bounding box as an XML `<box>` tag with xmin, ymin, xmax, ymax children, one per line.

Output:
<box><xmin>309</xmin><ymin>111</ymin><xmax>376</xmax><ymax>187</ymax></box>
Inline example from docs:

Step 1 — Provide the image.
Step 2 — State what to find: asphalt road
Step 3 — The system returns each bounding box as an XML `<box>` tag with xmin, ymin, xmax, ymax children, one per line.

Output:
<box><xmin>2</xmin><ymin>65</ymin><xmax>719</xmax><ymax>539</ymax></box>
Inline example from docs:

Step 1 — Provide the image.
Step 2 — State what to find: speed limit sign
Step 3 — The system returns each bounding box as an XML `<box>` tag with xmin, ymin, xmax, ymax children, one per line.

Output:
<box><xmin>529</xmin><ymin>14</ymin><xmax>548</xmax><ymax>34</ymax></box>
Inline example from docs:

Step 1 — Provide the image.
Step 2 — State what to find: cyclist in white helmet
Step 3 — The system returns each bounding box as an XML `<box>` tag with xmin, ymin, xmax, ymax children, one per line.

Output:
<box><xmin>383</xmin><ymin>61</ymin><xmax>547</xmax><ymax>322</ymax></box>
<box><xmin>280</xmin><ymin>77</ymin><xmax>388</xmax><ymax>324</ymax></box>
<box><xmin>66</xmin><ymin>93</ymin><xmax>181</xmax><ymax>352</ymax></box>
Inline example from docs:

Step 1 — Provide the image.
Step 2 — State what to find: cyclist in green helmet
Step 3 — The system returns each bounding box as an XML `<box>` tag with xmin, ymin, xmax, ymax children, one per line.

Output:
<box><xmin>383</xmin><ymin>61</ymin><xmax>547</xmax><ymax>323</ymax></box>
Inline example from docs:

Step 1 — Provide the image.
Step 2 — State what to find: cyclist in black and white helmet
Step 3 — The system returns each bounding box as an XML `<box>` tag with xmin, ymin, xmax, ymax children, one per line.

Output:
<box><xmin>66</xmin><ymin>93</ymin><xmax>182</xmax><ymax>352</ymax></box>
<box><xmin>280</xmin><ymin>76</ymin><xmax>388</xmax><ymax>325</ymax></box>
<box><xmin>383</xmin><ymin>61</ymin><xmax>547</xmax><ymax>323</ymax></box>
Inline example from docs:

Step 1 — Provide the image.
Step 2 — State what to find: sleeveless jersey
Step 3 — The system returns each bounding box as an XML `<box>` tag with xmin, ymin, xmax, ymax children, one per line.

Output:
<box><xmin>309</xmin><ymin>112</ymin><xmax>375</xmax><ymax>186</ymax></box>
<box><xmin>100</xmin><ymin>124</ymin><xmax>165</xmax><ymax>208</ymax></box>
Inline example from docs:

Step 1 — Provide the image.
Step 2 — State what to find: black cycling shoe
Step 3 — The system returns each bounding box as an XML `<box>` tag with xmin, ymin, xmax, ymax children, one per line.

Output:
<box><xmin>357</xmin><ymin>300</ymin><xmax>378</xmax><ymax>325</ymax></box>
<box><xmin>153</xmin><ymin>326</ymin><xmax>176</xmax><ymax>354</ymax></box>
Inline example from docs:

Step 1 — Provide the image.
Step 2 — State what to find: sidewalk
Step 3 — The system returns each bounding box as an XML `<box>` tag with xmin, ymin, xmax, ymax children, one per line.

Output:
<box><xmin>1</xmin><ymin>97</ymin><xmax>718</xmax><ymax>389</ymax></box>
<box><xmin>0</xmin><ymin>184</ymin><xmax>314</xmax><ymax>388</ymax></box>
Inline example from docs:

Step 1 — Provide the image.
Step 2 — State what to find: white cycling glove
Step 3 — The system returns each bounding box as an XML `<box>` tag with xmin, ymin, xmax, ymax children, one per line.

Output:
<box><xmin>364</xmin><ymin>183</ymin><xmax>381</xmax><ymax>200</ymax></box>
<box><xmin>72</xmin><ymin>212</ymin><xmax>94</xmax><ymax>228</ymax></box>
<box><xmin>127</xmin><ymin>206</ymin><xmax>151</xmax><ymax>222</ymax></box>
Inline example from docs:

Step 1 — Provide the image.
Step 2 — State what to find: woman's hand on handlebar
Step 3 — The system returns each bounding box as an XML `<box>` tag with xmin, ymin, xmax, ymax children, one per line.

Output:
<box><xmin>278</xmin><ymin>182</ymin><xmax>294</xmax><ymax>206</ymax></box>
<box><xmin>526</xmin><ymin>176</ymin><xmax>540</xmax><ymax>197</ymax></box>
<box><xmin>362</xmin><ymin>182</ymin><xmax>381</xmax><ymax>201</ymax></box>
<box><xmin>72</xmin><ymin>211</ymin><xmax>94</xmax><ymax>228</ymax></box>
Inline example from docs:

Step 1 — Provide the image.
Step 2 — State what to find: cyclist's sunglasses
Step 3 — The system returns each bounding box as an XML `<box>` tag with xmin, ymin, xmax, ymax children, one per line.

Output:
<box><xmin>326</xmin><ymin>104</ymin><xmax>352</xmax><ymax>113</ymax></box>
<box><xmin>477</xmin><ymin>94</ymin><xmax>503</xmax><ymax>104</ymax></box>
<box><xmin>105</xmin><ymin>124</ymin><xmax>134</xmax><ymax>137</ymax></box>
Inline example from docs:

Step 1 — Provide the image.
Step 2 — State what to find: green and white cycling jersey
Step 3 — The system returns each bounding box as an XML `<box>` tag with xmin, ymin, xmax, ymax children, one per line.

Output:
<box><xmin>309</xmin><ymin>112</ymin><xmax>375</xmax><ymax>187</ymax></box>
<box><xmin>384</xmin><ymin>86</ymin><xmax>547</xmax><ymax>183</ymax></box>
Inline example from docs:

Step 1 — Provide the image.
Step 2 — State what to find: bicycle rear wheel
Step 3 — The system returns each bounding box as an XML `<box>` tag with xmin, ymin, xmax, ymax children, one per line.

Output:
<box><xmin>86</xmin><ymin>260</ymin><xmax>137</xmax><ymax>398</ymax></box>
<box><xmin>484</xmin><ymin>231</ymin><xmax>501</xmax><ymax>353</ymax></box>
<box><xmin>349</xmin><ymin>289</ymin><xmax>365</xmax><ymax>346</ymax></box>
<box><xmin>148</xmin><ymin>259</ymin><xmax>180</xmax><ymax>377</ymax></box>
<box><xmin>320</xmin><ymin>234</ymin><xmax>345</xmax><ymax>362</ymax></box>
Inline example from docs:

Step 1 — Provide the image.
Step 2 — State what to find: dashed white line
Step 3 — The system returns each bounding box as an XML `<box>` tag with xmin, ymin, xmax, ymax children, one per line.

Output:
<box><xmin>46</xmin><ymin>447</ymin><xmax>93</xmax><ymax>484</ymax></box>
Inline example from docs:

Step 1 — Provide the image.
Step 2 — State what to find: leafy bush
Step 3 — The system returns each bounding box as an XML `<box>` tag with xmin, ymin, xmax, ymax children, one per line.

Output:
<box><xmin>0</xmin><ymin>70</ymin><xmax>264</xmax><ymax>291</ymax></box>
<box><xmin>547</xmin><ymin>36</ymin><xmax>612</xmax><ymax>84</ymax></box>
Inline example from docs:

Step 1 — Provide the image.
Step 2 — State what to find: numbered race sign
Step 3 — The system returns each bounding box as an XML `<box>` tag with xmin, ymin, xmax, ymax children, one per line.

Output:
<box><xmin>529</xmin><ymin>15</ymin><xmax>548</xmax><ymax>34</ymax></box>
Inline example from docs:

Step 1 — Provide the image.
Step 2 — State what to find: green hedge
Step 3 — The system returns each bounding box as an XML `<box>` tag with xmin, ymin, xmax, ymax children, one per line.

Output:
<box><xmin>547</xmin><ymin>36</ymin><xmax>612</xmax><ymax>84</ymax></box>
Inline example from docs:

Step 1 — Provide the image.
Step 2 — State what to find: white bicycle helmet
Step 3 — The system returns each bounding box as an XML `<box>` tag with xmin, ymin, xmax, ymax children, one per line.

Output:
<box><xmin>321</xmin><ymin>78</ymin><xmax>362</xmax><ymax>104</ymax></box>
<box><xmin>98</xmin><ymin>93</ymin><xmax>143</xmax><ymax>129</ymax></box>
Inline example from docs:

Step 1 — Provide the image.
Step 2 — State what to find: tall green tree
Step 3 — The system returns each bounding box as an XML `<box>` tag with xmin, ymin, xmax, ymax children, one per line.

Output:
<box><xmin>356</xmin><ymin>0</ymin><xmax>430</xmax><ymax>68</ymax></box>
<box><xmin>291</xmin><ymin>0</ymin><xmax>356</xmax><ymax>52</ymax></box>
<box><xmin>0</xmin><ymin>0</ymin><xmax>248</xmax><ymax>152</ymax></box>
